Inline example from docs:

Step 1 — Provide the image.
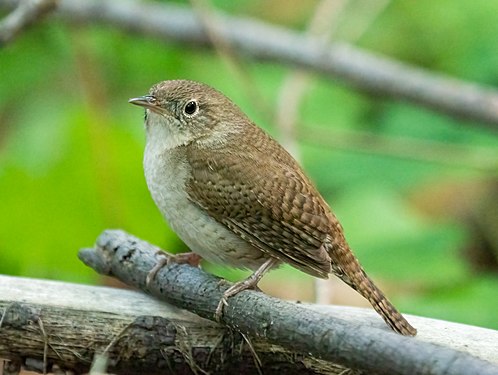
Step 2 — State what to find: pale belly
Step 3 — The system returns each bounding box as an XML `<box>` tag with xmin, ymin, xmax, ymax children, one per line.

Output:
<box><xmin>144</xmin><ymin>146</ymin><xmax>268</xmax><ymax>270</ymax></box>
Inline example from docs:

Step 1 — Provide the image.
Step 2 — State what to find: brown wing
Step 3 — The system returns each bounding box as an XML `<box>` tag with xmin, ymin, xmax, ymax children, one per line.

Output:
<box><xmin>185</xmin><ymin>132</ymin><xmax>333</xmax><ymax>278</ymax></box>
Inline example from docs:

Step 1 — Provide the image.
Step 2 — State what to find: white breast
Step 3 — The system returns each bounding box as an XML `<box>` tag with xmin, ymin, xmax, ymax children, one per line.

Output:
<box><xmin>143</xmin><ymin>115</ymin><xmax>265</xmax><ymax>269</ymax></box>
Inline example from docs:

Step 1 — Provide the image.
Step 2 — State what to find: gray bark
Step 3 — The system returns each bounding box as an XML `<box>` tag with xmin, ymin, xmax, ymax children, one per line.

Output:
<box><xmin>1</xmin><ymin>228</ymin><xmax>497</xmax><ymax>374</ymax></box>
<box><xmin>0</xmin><ymin>0</ymin><xmax>56</xmax><ymax>45</ymax></box>
<box><xmin>75</xmin><ymin>229</ymin><xmax>498</xmax><ymax>375</ymax></box>
<box><xmin>0</xmin><ymin>275</ymin><xmax>348</xmax><ymax>375</ymax></box>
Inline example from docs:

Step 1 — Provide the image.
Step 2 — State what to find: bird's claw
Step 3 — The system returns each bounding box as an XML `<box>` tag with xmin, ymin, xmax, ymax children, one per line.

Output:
<box><xmin>146</xmin><ymin>253</ymin><xmax>170</xmax><ymax>288</ymax></box>
<box><xmin>146</xmin><ymin>251</ymin><xmax>202</xmax><ymax>288</ymax></box>
<box><xmin>215</xmin><ymin>296</ymin><xmax>229</xmax><ymax>322</ymax></box>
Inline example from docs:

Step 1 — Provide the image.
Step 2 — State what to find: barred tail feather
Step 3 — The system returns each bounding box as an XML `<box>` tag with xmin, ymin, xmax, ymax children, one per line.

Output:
<box><xmin>358</xmin><ymin>271</ymin><xmax>417</xmax><ymax>336</ymax></box>
<box><xmin>329</xmin><ymin>243</ymin><xmax>417</xmax><ymax>336</ymax></box>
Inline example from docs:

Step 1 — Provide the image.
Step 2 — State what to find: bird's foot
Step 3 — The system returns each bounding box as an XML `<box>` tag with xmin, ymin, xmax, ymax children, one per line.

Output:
<box><xmin>146</xmin><ymin>251</ymin><xmax>202</xmax><ymax>287</ymax></box>
<box><xmin>215</xmin><ymin>278</ymin><xmax>259</xmax><ymax>321</ymax></box>
<box><xmin>214</xmin><ymin>258</ymin><xmax>277</xmax><ymax>321</ymax></box>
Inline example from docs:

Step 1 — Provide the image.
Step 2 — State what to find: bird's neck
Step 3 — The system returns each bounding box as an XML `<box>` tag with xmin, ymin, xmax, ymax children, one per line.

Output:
<box><xmin>145</xmin><ymin>112</ymin><xmax>192</xmax><ymax>152</ymax></box>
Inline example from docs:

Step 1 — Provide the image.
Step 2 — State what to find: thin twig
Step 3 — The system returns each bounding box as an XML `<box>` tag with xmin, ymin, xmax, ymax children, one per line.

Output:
<box><xmin>276</xmin><ymin>0</ymin><xmax>348</xmax><ymax>159</ymax></box>
<box><xmin>188</xmin><ymin>0</ymin><xmax>272</xmax><ymax>123</ymax></box>
<box><xmin>342</xmin><ymin>0</ymin><xmax>392</xmax><ymax>43</ymax></box>
<box><xmin>276</xmin><ymin>0</ymin><xmax>392</xmax><ymax>304</ymax></box>
<box><xmin>241</xmin><ymin>332</ymin><xmax>263</xmax><ymax>375</ymax></box>
<box><xmin>280</xmin><ymin>0</ymin><xmax>350</xmax><ymax>305</ymax></box>
<box><xmin>300</xmin><ymin>125</ymin><xmax>498</xmax><ymax>173</ymax></box>
<box><xmin>0</xmin><ymin>303</ymin><xmax>15</xmax><ymax>329</ymax></box>
<box><xmin>37</xmin><ymin>318</ymin><xmax>48</xmax><ymax>375</ymax></box>
<box><xmin>89</xmin><ymin>321</ymin><xmax>134</xmax><ymax>375</ymax></box>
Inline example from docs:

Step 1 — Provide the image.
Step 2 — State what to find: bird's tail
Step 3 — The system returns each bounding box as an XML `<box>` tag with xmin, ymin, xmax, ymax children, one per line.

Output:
<box><xmin>330</xmin><ymin>244</ymin><xmax>417</xmax><ymax>336</ymax></box>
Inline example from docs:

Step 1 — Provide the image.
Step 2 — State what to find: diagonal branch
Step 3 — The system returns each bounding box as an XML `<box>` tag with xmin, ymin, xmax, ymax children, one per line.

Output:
<box><xmin>1</xmin><ymin>0</ymin><xmax>497</xmax><ymax>130</ymax></box>
<box><xmin>78</xmin><ymin>229</ymin><xmax>498</xmax><ymax>375</ymax></box>
<box><xmin>0</xmin><ymin>0</ymin><xmax>57</xmax><ymax>46</ymax></box>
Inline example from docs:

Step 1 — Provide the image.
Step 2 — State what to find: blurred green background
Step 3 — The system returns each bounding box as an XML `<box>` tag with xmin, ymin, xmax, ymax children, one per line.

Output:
<box><xmin>1</xmin><ymin>0</ymin><xmax>497</xmax><ymax>329</ymax></box>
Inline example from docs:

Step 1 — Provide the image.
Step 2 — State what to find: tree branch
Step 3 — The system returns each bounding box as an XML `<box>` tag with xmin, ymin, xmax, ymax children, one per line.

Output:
<box><xmin>0</xmin><ymin>0</ymin><xmax>57</xmax><ymax>46</ymax></box>
<box><xmin>0</xmin><ymin>275</ymin><xmax>344</xmax><ymax>374</ymax></box>
<box><xmin>1</xmin><ymin>0</ymin><xmax>498</xmax><ymax>129</ymax></box>
<box><xmin>76</xmin><ymin>229</ymin><xmax>498</xmax><ymax>375</ymax></box>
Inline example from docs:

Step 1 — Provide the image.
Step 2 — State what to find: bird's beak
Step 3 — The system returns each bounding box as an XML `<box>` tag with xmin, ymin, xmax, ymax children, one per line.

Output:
<box><xmin>128</xmin><ymin>95</ymin><xmax>160</xmax><ymax>112</ymax></box>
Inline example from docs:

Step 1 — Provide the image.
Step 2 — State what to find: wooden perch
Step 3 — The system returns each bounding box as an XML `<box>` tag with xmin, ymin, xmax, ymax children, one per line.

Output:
<box><xmin>0</xmin><ymin>231</ymin><xmax>497</xmax><ymax>374</ymax></box>
<box><xmin>0</xmin><ymin>275</ymin><xmax>345</xmax><ymax>374</ymax></box>
<box><xmin>1</xmin><ymin>0</ymin><xmax>498</xmax><ymax>129</ymax></box>
<box><xmin>66</xmin><ymin>229</ymin><xmax>496</xmax><ymax>375</ymax></box>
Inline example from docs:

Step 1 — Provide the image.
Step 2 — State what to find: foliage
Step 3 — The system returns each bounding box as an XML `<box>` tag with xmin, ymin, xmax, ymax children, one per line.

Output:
<box><xmin>0</xmin><ymin>0</ymin><xmax>497</xmax><ymax>329</ymax></box>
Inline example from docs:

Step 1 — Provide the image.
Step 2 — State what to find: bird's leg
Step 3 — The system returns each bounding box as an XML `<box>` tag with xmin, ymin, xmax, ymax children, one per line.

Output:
<box><xmin>215</xmin><ymin>257</ymin><xmax>278</xmax><ymax>321</ymax></box>
<box><xmin>146</xmin><ymin>251</ymin><xmax>202</xmax><ymax>287</ymax></box>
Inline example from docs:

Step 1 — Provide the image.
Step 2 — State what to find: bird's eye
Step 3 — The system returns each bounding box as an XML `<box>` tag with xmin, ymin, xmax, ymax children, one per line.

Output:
<box><xmin>184</xmin><ymin>100</ymin><xmax>198</xmax><ymax>116</ymax></box>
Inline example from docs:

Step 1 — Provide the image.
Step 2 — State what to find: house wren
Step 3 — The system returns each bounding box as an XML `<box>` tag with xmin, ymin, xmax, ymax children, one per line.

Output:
<box><xmin>129</xmin><ymin>80</ymin><xmax>417</xmax><ymax>336</ymax></box>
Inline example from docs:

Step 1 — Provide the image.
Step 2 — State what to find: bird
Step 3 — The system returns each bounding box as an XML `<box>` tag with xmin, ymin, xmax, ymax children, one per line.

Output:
<box><xmin>129</xmin><ymin>79</ymin><xmax>417</xmax><ymax>336</ymax></box>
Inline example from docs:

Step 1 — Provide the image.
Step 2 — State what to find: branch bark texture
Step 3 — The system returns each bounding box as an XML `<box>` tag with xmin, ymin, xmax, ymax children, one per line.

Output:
<box><xmin>0</xmin><ymin>275</ymin><xmax>343</xmax><ymax>374</ymax></box>
<box><xmin>77</xmin><ymin>230</ymin><xmax>498</xmax><ymax>375</ymax></box>
<box><xmin>1</xmin><ymin>0</ymin><xmax>498</xmax><ymax>129</ymax></box>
